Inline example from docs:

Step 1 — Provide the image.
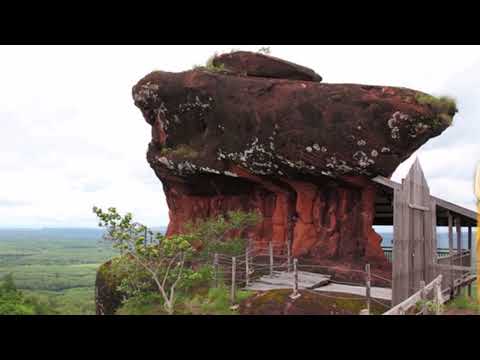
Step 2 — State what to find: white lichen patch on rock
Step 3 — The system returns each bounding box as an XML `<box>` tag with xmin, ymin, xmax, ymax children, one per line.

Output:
<box><xmin>371</xmin><ymin>149</ymin><xmax>378</xmax><ymax>157</ymax></box>
<box><xmin>134</xmin><ymin>82</ymin><xmax>160</xmax><ymax>104</ymax></box>
<box><xmin>357</xmin><ymin>139</ymin><xmax>366</xmax><ymax>146</ymax></box>
<box><xmin>381</xmin><ymin>147</ymin><xmax>390</xmax><ymax>153</ymax></box>
<box><xmin>156</xmin><ymin>156</ymin><xmax>175</xmax><ymax>170</ymax></box>
<box><xmin>387</xmin><ymin>111</ymin><xmax>410</xmax><ymax>141</ymax></box>
<box><xmin>353</xmin><ymin>151</ymin><xmax>375</xmax><ymax>168</ymax></box>
<box><xmin>199</xmin><ymin>166</ymin><xmax>221</xmax><ymax>175</ymax></box>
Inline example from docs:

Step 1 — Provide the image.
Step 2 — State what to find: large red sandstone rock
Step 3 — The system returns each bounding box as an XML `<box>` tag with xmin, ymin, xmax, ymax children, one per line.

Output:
<box><xmin>212</xmin><ymin>51</ymin><xmax>323</xmax><ymax>82</ymax></box>
<box><xmin>132</xmin><ymin>51</ymin><xmax>454</xmax><ymax>270</ymax></box>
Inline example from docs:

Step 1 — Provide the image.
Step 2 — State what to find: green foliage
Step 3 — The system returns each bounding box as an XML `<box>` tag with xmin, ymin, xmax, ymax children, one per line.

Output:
<box><xmin>118</xmin><ymin>286</ymin><xmax>253</xmax><ymax>315</ymax></box>
<box><xmin>415</xmin><ymin>93</ymin><xmax>458</xmax><ymax>125</ymax></box>
<box><xmin>94</xmin><ymin>206</ymin><xmax>260</xmax><ymax>314</ymax></box>
<box><xmin>258</xmin><ymin>46</ymin><xmax>271</xmax><ymax>55</ymax></box>
<box><xmin>93</xmin><ymin>206</ymin><xmax>204</xmax><ymax>314</ymax></box>
<box><xmin>445</xmin><ymin>285</ymin><xmax>479</xmax><ymax>314</ymax></box>
<box><xmin>116</xmin><ymin>292</ymin><xmax>166</xmax><ymax>315</ymax></box>
<box><xmin>193</xmin><ymin>52</ymin><xmax>227</xmax><ymax>73</ymax></box>
<box><xmin>185</xmin><ymin>210</ymin><xmax>261</xmax><ymax>258</ymax></box>
<box><xmin>0</xmin><ymin>274</ymin><xmax>39</xmax><ymax>315</ymax></box>
<box><xmin>195</xmin><ymin>287</ymin><xmax>252</xmax><ymax>314</ymax></box>
<box><xmin>414</xmin><ymin>299</ymin><xmax>444</xmax><ymax>314</ymax></box>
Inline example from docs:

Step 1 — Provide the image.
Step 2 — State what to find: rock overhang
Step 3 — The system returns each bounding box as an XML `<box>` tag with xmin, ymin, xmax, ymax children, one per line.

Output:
<box><xmin>133</xmin><ymin>61</ymin><xmax>454</xmax><ymax>182</ymax></box>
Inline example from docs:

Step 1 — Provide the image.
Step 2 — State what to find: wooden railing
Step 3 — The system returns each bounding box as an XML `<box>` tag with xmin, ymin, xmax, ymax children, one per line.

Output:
<box><xmin>383</xmin><ymin>275</ymin><xmax>444</xmax><ymax>315</ymax></box>
<box><xmin>382</xmin><ymin>247</ymin><xmax>455</xmax><ymax>263</ymax></box>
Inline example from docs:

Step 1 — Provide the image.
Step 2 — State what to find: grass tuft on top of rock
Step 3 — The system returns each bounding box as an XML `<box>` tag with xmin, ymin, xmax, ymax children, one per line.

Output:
<box><xmin>415</xmin><ymin>93</ymin><xmax>458</xmax><ymax>126</ymax></box>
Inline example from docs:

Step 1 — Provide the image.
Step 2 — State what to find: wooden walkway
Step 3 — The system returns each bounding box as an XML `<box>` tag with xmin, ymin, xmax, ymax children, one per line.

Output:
<box><xmin>314</xmin><ymin>283</ymin><xmax>392</xmax><ymax>300</ymax></box>
<box><xmin>245</xmin><ymin>270</ymin><xmax>392</xmax><ymax>301</ymax></box>
<box><xmin>245</xmin><ymin>270</ymin><xmax>330</xmax><ymax>291</ymax></box>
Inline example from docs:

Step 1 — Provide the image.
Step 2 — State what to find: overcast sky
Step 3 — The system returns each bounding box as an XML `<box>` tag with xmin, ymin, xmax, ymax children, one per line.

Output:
<box><xmin>1</xmin><ymin>45</ymin><xmax>479</xmax><ymax>228</ymax></box>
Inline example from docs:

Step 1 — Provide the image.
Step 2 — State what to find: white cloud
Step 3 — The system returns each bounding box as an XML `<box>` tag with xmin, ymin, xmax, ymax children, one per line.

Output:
<box><xmin>0</xmin><ymin>45</ymin><xmax>478</xmax><ymax>227</ymax></box>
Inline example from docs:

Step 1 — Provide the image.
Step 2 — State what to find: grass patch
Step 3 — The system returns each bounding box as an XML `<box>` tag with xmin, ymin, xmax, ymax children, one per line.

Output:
<box><xmin>415</xmin><ymin>93</ymin><xmax>458</xmax><ymax>126</ymax></box>
<box><xmin>193</xmin><ymin>52</ymin><xmax>228</xmax><ymax>73</ymax></box>
<box><xmin>116</xmin><ymin>286</ymin><xmax>254</xmax><ymax>315</ymax></box>
<box><xmin>445</xmin><ymin>283</ymin><xmax>480</xmax><ymax>314</ymax></box>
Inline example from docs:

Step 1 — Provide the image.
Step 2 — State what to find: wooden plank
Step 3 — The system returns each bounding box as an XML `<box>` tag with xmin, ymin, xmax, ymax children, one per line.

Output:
<box><xmin>408</xmin><ymin>159</ymin><xmax>429</xmax><ymax>293</ymax></box>
<box><xmin>314</xmin><ymin>284</ymin><xmax>392</xmax><ymax>301</ymax></box>
<box><xmin>433</xmin><ymin>264</ymin><xmax>475</xmax><ymax>272</ymax></box>
<box><xmin>392</xmin><ymin>182</ymin><xmax>404</xmax><ymax>305</ymax></box>
<box><xmin>254</xmin><ymin>271</ymin><xmax>330</xmax><ymax>289</ymax></box>
<box><xmin>393</xmin><ymin>174</ymin><xmax>416</xmax><ymax>305</ymax></box>
<box><xmin>409</xmin><ymin>203</ymin><xmax>430</xmax><ymax>211</ymax></box>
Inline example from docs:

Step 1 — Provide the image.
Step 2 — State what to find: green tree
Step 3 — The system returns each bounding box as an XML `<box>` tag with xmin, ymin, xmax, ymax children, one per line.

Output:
<box><xmin>94</xmin><ymin>206</ymin><xmax>203</xmax><ymax>314</ymax></box>
<box><xmin>185</xmin><ymin>210</ymin><xmax>261</xmax><ymax>257</ymax></box>
<box><xmin>93</xmin><ymin>207</ymin><xmax>261</xmax><ymax>314</ymax></box>
<box><xmin>0</xmin><ymin>273</ymin><xmax>36</xmax><ymax>315</ymax></box>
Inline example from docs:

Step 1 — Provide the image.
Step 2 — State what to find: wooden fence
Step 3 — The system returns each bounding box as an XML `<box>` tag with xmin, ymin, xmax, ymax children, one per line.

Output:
<box><xmin>392</xmin><ymin>158</ymin><xmax>437</xmax><ymax>305</ymax></box>
<box><xmin>391</xmin><ymin>158</ymin><xmax>476</xmax><ymax>306</ymax></box>
<box><xmin>384</xmin><ymin>275</ymin><xmax>444</xmax><ymax>315</ymax></box>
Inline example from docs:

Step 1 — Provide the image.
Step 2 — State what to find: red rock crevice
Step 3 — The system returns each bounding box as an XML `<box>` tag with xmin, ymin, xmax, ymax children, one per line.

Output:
<box><xmin>161</xmin><ymin>167</ymin><xmax>387</xmax><ymax>267</ymax></box>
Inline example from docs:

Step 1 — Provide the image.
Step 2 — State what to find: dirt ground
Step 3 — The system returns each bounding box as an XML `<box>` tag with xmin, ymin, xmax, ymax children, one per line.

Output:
<box><xmin>443</xmin><ymin>308</ymin><xmax>479</xmax><ymax>315</ymax></box>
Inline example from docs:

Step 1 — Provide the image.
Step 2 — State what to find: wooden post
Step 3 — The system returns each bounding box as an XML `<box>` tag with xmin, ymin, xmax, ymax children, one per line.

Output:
<box><xmin>214</xmin><ymin>253</ymin><xmax>219</xmax><ymax>288</ymax></box>
<box><xmin>419</xmin><ymin>280</ymin><xmax>426</xmax><ymax>315</ymax></box>
<box><xmin>456</xmin><ymin>216</ymin><xmax>462</xmax><ymax>264</ymax></box>
<box><xmin>433</xmin><ymin>277</ymin><xmax>442</xmax><ymax>315</ymax></box>
<box><xmin>455</xmin><ymin>216</ymin><xmax>462</xmax><ymax>297</ymax></box>
<box><xmin>269</xmin><ymin>241</ymin><xmax>273</xmax><ymax>276</ymax></box>
<box><xmin>448</xmin><ymin>212</ymin><xmax>454</xmax><ymax>297</ymax></box>
<box><xmin>468</xmin><ymin>226</ymin><xmax>472</xmax><ymax>297</ymax></box>
<box><xmin>144</xmin><ymin>227</ymin><xmax>148</xmax><ymax>247</ymax></box>
<box><xmin>365</xmin><ymin>263</ymin><xmax>371</xmax><ymax>315</ymax></box>
<box><xmin>231</xmin><ymin>257</ymin><xmax>236</xmax><ymax>304</ymax></box>
<box><xmin>289</xmin><ymin>258</ymin><xmax>300</xmax><ymax>299</ymax></box>
<box><xmin>287</xmin><ymin>240</ymin><xmax>292</xmax><ymax>273</ymax></box>
<box><xmin>245</xmin><ymin>248</ymin><xmax>250</xmax><ymax>287</ymax></box>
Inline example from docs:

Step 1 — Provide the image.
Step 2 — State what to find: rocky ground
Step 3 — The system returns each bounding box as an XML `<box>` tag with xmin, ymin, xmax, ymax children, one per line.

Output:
<box><xmin>239</xmin><ymin>289</ymin><xmax>389</xmax><ymax>315</ymax></box>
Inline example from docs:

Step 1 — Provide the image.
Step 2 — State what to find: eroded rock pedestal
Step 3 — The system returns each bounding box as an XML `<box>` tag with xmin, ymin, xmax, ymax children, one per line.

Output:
<box><xmin>133</xmin><ymin>51</ymin><xmax>454</xmax><ymax>272</ymax></box>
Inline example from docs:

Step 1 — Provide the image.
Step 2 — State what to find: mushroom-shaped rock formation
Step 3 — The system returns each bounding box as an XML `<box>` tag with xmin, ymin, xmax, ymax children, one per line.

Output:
<box><xmin>132</xmin><ymin>51</ymin><xmax>455</xmax><ymax>269</ymax></box>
